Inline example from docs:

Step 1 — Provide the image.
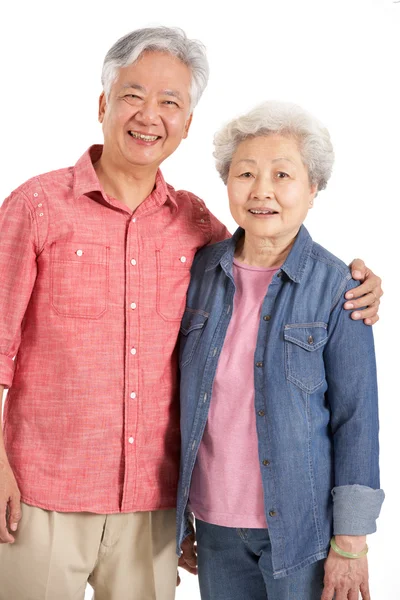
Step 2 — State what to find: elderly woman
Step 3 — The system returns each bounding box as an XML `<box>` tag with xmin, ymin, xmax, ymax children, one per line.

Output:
<box><xmin>176</xmin><ymin>102</ymin><xmax>384</xmax><ymax>600</ymax></box>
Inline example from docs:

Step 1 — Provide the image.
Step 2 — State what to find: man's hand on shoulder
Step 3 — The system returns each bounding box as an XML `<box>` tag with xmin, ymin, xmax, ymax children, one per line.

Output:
<box><xmin>344</xmin><ymin>259</ymin><xmax>383</xmax><ymax>325</ymax></box>
<box><xmin>0</xmin><ymin>458</ymin><xmax>21</xmax><ymax>543</ymax></box>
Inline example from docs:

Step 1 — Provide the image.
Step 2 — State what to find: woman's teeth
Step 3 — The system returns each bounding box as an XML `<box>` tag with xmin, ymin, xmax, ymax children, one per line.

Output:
<box><xmin>249</xmin><ymin>209</ymin><xmax>276</xmax><ymax>214</ymax></box>
<box><xmin>128</xmin><ymin>131</ymin><xmax>159</xmax><ymax>141</ymax></box>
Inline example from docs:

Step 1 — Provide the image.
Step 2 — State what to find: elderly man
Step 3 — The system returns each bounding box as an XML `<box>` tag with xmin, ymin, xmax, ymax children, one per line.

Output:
<box><xmin>0</xmin><ymin>27</ymin><xmax>382</xmax><ymax>600</ymax></box>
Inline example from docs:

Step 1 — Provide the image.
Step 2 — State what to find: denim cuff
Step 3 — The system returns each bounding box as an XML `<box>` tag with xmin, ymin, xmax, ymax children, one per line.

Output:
<box><xmin>332</xmin><ymin>484</ymin><xmax>385</xmax><ymax>535</ymax></box>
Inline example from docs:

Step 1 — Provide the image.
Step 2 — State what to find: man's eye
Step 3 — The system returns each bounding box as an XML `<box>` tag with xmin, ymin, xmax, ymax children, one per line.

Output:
<box><xmin>125</xmin><ymin>94</ymin><xmax>142</xmax><ymax>100</ymax></box>
<box><xmin>163</xmin><ymin>100</ymin><xmax>179</xmax><ymax>107</ymax></box>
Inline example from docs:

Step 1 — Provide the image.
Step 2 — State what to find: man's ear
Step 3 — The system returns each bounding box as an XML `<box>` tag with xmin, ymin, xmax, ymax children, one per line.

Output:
<box><xmin>98</xmin><ymin>92</ymin><xmax>107</xmax><ymax>124</ymax></box>
<box><xmin>183</xmin><ymin>113</ymin><xmax>193</xmax><ymax>139</ymax></box>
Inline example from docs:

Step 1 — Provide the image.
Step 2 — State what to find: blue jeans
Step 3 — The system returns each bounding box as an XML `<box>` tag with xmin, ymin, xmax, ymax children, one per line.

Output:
<box><xmin>196</xmin><ymin>520</ymin><xmax>325</xmax><ymax>600</ymax></box>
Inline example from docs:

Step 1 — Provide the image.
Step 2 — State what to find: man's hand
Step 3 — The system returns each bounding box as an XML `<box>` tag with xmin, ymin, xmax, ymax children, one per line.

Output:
<box><xmin>345</xmin><ymin>259</ymin><xmax>383</xmax><ymax>325</ymax></box>
<box><xmin>176</xmin><ymin>527</ymin><xmax>198</xmax><ymax>586</ymax></box>
<box><xmin>0</xmin><ymin>458</ymin><xmax>21</xmax><ymax>543</ymax></box>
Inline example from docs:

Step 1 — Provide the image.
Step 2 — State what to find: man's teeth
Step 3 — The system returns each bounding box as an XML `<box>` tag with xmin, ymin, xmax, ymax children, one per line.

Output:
<box><xmin>249</xmin><ymin>209</ymin><xmax>275</xmax><ymax>214</ymax></box>
<box><xmin>129</xmin><ymin>131</ymin><xmax>159</xmax><ymax>141</ymax></box>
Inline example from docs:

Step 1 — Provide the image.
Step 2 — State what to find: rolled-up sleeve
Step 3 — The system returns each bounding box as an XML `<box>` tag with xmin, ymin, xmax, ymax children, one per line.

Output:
<box><xmin>0</xmin><ymin>191</ymin><xmax>38</xmax><ymax>387</ymax></box>
<box><xmin>324</xmin><ymin>277</ymin><xmax>384</xmax><ymax>535</ymax></box>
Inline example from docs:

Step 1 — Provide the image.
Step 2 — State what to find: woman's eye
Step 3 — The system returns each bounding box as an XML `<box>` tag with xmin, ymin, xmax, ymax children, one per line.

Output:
<box><xmin>239</xmin><ymin>172</ymin><xmax>253</xmax><ymax>178</ymax></box>
<box><xmin>276</xmin><ymin>171</ymin><xmax>289</xmax><ymax>178</ymax></box>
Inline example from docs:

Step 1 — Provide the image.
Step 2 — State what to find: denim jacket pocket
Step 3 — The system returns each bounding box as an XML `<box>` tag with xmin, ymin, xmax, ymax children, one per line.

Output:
<box><xmin>284</xmin><ymin>323</ymin><xmax>328</xmax><ymax>393</ymax></box>
<box><xmin>50</xmin><ymin>242</ymin><xmax>109</xmax><ymax>319</ymax></box>
<box><xmin>179</xmin><ymin>308</ymin><xmax>209</xmax><ymax>368</ymax></box>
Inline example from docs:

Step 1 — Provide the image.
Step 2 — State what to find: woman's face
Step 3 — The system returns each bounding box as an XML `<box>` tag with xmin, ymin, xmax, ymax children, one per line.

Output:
<box><xmin>227</xmin><ymin>134</ymin><xmax>318</xmax><ymax>243</ymax></box>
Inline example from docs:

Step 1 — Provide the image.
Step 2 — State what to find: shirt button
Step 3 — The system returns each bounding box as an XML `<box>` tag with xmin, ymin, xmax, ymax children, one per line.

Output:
<box><xmin>128</xmin><ymin>437</ymin><xmax>134</xmax><ymax>444</ymax></box>
<box><xmin>76</xmin><ymin>249</ymin><xmax>83</xmax><ymax>257</ymax></box>
<box><xmin>130</xmin><ymin>348</ymin><xmax>137</xmax><ymax>355</ymax></box>
<box><xmin>180</xmin><ymin>256</ymin><xmax>187</xmax><ymax>263</ymax></box>
<box><xmin>33</xmin><ymin>192</ymin><xmax>38</xmax><ymax>198</ymax></box>
<box><xmin>269</xmin><ymin>510</ymin><xmax>277</xmax><ymax>517</ymax></box>
<box><xmin>130</xmin><ymin>302</ymin><xmax>137</xmax><ymax>310</ymax></box>
<box><xmin>131</xmin><ymin>259</ymin><xmax>137</xmax><ymax>266</ymax></box>
<box><xmin>262</xmin><ymin>459</ymin><xmax>270</xmax><ymax>466</ymax></box>
<box><xmin>130</xmin><ymin>392</ymin><xmax>137</xmax><ymax>399</ymax></box>
<box><xmin>263</xmin><ymin>315</ymin><xmax>271</xmax><ymax>321</ymax></box>
<box><xmin>308</xmin><ymin>336</ymin><xmax>314</xmax><ymax>345</ymax></box>
<box><xmin>256</xmin><ymin>361</ymin><xmax>263</xmax><ymax>368</ymax></box>
<box><xmin>38</xmin><ymin>203</ymin><xmax>43</xmax><ymax>207</ymax></box>
<box><xmin>132</xmin><ymin>218</ymin><xmax>136</xmax><ymax>223</ymax></box>
<box><xmin>258</xmin><ymin>410</ymin><xmax>265</xmax><ymax>417</ymax></box>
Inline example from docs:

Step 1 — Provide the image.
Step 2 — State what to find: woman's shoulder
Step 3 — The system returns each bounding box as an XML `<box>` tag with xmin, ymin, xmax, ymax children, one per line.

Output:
<box><xmin>309</xmin><ymin>240</ymin><xmax>352</xmax><ymax>279</ymax></box>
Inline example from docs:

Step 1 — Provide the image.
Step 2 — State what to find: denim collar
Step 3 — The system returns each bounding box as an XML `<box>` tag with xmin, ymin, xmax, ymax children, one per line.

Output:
<box><xmin>205</xmin><ymin>224</ymin><xmax>313</xmax><ymax>284</ymax></box>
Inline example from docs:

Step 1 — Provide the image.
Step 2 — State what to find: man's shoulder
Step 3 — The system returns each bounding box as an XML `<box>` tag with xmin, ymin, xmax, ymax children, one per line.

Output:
<box><xmin>11</xmin><ymin>165</ymin><xmax>74</xmax><ymax>201</ymax></box>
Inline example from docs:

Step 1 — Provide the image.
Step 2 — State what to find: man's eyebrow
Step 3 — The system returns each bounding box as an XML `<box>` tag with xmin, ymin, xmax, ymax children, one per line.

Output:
<box><xmin>121</xmin><ymin>83</ymin><xmax>146</xmax><ymax>92</ymax></box>
<box><xmin>120</xmin><ymin>84</ymin><xmax>184</xmax><ymax>102</ymax></box>
<box><xmin>160</xmin><ymin>89</ymin><xmax>184</xmax><ymax>101</ymax></box>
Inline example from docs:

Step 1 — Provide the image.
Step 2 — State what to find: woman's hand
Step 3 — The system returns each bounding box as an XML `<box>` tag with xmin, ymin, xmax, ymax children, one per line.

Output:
<box><xmin>321</xmin><ymin>536</ymin><xmax>370</xmax><ymax>600</ymax></box>
<box><xmin>345</xmin><ymin>259</ymin><xmax>383</xmax><ymax>325</ymax></box>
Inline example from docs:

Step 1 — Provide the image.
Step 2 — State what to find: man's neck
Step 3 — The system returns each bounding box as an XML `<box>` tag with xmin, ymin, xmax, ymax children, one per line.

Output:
<box><xmin>94</xmin><ymin>151</ymin><xmax>159</xmax><ymax>212</ymax></box>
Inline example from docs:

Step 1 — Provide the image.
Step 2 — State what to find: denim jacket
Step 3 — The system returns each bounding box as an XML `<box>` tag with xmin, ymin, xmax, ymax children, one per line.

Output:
<box><xmin>176</xmin><ymin>226</ymin><xmax>384</xmax><ymax>578</ymax></box>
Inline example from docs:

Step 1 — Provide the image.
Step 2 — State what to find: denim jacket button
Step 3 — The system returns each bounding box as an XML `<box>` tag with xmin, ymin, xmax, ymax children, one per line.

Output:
<box><xmin>263</xmin><ymin>315</ymin><xmax>271</xmax><ymax>321</ymax></box>
<box><xmin>262</xmin><ymin>459</ymin><xmax>270</xmax><ymax>466</ymax></box>
<box><xmin>308</xmin><ymin>335</ymin><xmax>314</xmax><ymax>344</ymax></box>
<box><xmin>269</xmin><ymin>510</ymin><xmax>277</xmax><ymax>517</ymax></box>
<box><xmin>258</xmin><ymin>410</ymin><xmax>265</xmax><ymax>417</ymax></box>
<box><xmin>256</xmin><ymin>361</ymin><xmax>263</xmax><ymax>368</ymax></box>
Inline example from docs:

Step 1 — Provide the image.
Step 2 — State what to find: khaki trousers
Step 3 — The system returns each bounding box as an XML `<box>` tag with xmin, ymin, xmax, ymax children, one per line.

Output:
<box><xmin>0</xmin><ymin>503</ymin><xmax>178</xmax><ymax>600</ymax></box>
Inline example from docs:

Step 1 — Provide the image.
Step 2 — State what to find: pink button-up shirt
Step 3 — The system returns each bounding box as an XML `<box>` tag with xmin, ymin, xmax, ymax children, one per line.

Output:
<box><xmin>0</xmin><ymin>146</ymin><xmax>229</xmax><ymax>513</ymax></box>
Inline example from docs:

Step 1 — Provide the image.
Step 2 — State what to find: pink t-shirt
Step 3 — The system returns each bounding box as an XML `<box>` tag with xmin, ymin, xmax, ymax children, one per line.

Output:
<box><xmin>189</xmin><ymin>259</ymin><xmax>279</xmax><ymax>528</ymax></box>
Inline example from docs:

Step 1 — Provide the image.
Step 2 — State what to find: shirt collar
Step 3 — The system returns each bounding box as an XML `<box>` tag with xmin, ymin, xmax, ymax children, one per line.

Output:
<box><xmin>72</xmin><ymin>145</ymin><xmax>177</xmax><ymax>210</ymax></box>
<box><xmin>205</xmin><ymin>225</ymin><xmax>313</xmax><ymax>283</ymax></box>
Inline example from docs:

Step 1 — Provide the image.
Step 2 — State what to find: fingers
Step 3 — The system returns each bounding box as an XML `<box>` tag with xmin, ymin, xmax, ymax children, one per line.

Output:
<box><xmin>344</xmin><ymin>292</ymin><xmax>380</xmax><ymax>311</ymax></box>
<box><xmin>320</xmin><ymin>584</ymin><xmax>335</xmax><ymax>600</ymax></box>
<box><xmin>176</xmin><ymin>570</ymin><xmax>181</xmax><ymax>587</ymax></box>
<box><xmin>349</xmin><ymin>302</ymin><xmax>380</xmax><ymax>322</ymax></box>
<box><xmin>349</xmin><ymin>258</ymin><xmax>366</xmax><ymax>278</ymax></box>
<box><xmin>345</xmin><ymin>278</ymin><xmax>383</xmax><ymax>302</ymax></box>
<box><xmin>360</xmin><ymin>581</ymin><xmax>371</xmax><ymax>600</ymax></box>
<box><xmin>8</xmin><ymin>493</ymin><xmax>22</xmax><ymax>532</ymax></box>
<box><xmin>0</xmin><ymin>504</ymin><xmax>14</xmax><ymax>544</ymax></box>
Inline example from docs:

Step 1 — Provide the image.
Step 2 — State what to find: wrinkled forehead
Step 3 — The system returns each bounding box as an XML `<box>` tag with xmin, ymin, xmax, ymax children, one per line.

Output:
<box><xmin>112</xmin><ymin>51</ymin><xmax>192</xmax><ymax>97</ymax></box>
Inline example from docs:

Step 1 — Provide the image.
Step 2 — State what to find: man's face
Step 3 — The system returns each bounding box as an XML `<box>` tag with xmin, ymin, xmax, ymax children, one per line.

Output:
<box><xmin>99</xmin><ymin>51</ymin><xmax>193</xmax><ymax>171</ymax></box>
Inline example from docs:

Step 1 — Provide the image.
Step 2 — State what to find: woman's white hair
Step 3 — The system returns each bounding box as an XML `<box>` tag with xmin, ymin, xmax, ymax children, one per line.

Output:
<box><xmin>101</xmin><ymin>27</ymin><xmax>209</xmax><ymax>111</ymax></box>
<box><xmin>214</xmin><ymin>101</ymin><xmax>334</xmax><ymax>191</ymax></box>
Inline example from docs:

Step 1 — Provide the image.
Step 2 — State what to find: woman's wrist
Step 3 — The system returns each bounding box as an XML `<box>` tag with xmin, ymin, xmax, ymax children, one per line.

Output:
<box><xmin>334</xmin><ymin>535</ymin><xmax>367</xmax><ymax>554</ymax></box>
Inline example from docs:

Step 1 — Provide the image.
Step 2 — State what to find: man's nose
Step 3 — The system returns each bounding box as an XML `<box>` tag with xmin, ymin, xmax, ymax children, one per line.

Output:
<box><xmin>135</xmin><ymin>100</ymin><xmax>160</xmax><ymax>125</ymax></box>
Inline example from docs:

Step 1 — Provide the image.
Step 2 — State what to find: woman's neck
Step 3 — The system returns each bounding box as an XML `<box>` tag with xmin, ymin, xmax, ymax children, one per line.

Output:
<box><xmin>234</xmin><ymin>232</ymin><xmax>298</xmax><ymax>268</ymax></box>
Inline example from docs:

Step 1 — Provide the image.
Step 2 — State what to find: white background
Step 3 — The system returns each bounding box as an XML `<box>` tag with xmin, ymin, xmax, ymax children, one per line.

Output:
<box><xmin>0</xmin><ymin>0</ymin><xmax>399</xmax><ymax>598</ymax></box>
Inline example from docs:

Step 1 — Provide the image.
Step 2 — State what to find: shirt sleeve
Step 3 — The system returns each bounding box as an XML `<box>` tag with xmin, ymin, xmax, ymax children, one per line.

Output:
<box><xmin>324</xmin><ymin>276</ymin><xmax>384</xmax><ymax>535</ymax></box>
<box><xmin>0</xmin><ymin>191</ymin><xmax>39</xmax><ymax>388</ymax></box>
<box><xmin>207</xmin><ymin>209</ymin><xmax>231</xmax><ymax>244</ymax></box>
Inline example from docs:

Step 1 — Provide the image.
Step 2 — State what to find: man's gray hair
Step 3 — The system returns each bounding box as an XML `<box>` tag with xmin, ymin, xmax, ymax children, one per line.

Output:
<box><xmin>101</xmin><ymin>27</ymin><xmax>209</xmax><ymax>111</ymax></box>
<box><xmin>214</xmin><ymin>101</ymin><xmax>334</xmax><ymax>191</ymax></box>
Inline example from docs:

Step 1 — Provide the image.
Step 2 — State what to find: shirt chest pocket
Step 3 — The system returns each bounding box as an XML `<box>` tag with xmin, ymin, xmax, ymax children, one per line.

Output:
<box><xmin>179</xmin><ymin>309</ymin><xmax>209</xmax><ymax>368</ymax></box>
<box><xmin>156</xmin><ymin>248</ymin><xmax>195</xmax><ymax>322</ymax></box>
<box><xmin>50</xmin><ymin>242</ymin><xmax>109</xmax><ymax>319</ymax></box>
<box><xmin>284</xmin><ymin>323</ymin><xmax>328</xmax><ymax>393</ymax></box>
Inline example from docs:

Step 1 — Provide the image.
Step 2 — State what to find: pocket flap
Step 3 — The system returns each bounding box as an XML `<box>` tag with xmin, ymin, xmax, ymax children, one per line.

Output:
<box><xmin>51</xmin><ymin>242</ymin><xmax>109</xmax><ymax>264</ymax></box>
<box><xmin>284</xmin><ymin>323</ymin><xmax>328</xmax><ymax>351</ymax></box>
<box><xmin>180</xmin><ymin>309</ymin><xmax>209</xmax><ymax>336</ymax></box>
